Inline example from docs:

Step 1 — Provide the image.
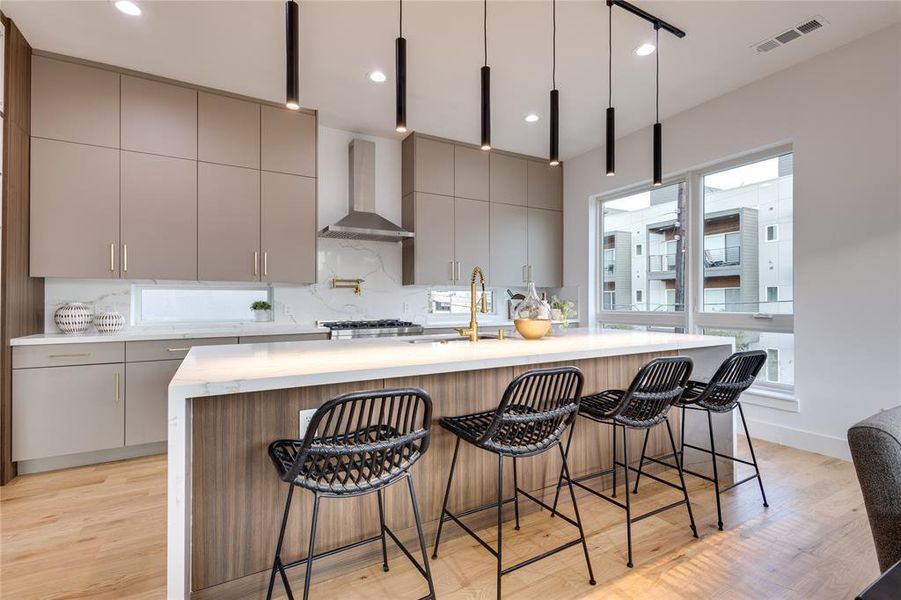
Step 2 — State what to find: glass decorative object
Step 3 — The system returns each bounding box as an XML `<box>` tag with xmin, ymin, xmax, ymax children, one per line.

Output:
<box><xmin>513</xmin><ymin>282</ymin><xmax>552</xmax><ymax>340</ymax></box>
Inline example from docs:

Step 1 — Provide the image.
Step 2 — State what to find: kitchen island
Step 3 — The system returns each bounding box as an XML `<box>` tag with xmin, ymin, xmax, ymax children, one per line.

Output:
<box><xmin>168</xmin><ymin>328</ymin><xmax>733</xmax><ymax>599</ymax></box>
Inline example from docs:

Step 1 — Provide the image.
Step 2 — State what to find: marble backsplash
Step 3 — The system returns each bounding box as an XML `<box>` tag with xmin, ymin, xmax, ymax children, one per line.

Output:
<box><xmin>43</xmin><ymin>238</ymin><xmax>580</xmax><ymax>334</ymax></box>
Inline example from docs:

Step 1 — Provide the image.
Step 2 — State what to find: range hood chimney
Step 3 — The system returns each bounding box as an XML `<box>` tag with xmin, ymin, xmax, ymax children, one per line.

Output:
<box><xmin>318</xmin><ymin>139</ymin><xmax>414</xmax><ymax>242</ymax></box>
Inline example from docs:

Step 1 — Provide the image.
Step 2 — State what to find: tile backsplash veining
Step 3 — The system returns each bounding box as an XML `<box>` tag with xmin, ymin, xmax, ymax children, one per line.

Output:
<box><xmin>43</xmin><ymin>238</ymin><xmax>581</xmax><ymax>334</ymax></box>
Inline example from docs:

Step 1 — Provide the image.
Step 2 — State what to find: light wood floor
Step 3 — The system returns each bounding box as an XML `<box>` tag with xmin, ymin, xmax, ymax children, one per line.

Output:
<box><xmin>0</xmin><ymin>439</ymin><xmax>877</xmax><ymax>599</ymax></box>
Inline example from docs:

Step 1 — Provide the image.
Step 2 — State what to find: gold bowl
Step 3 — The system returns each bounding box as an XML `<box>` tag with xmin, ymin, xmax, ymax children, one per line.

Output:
<box><xmin>514</xmin><ymin>319</ymin><xmax>552</xmax><ymax>340</ymax></box>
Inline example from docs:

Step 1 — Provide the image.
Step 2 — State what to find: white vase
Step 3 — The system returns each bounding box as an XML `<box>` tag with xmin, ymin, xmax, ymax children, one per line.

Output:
<box><xmin>54</xmin><ymin>302</ymin><xmax>93</xmax><ymax>335</ymax></box>
<box><xmin>254</xmin><ymin>310</ymin><xmax>271</xmax><ymax>322</ymax></box>
<box><xmin>94</xmin><ymin>312</ymin><xmax>125</xmax><ymax>334</ymax></box>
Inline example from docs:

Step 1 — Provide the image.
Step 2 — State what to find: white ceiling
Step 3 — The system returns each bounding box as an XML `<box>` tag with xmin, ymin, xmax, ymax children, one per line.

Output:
<box><xmin>5</xmin><ymin>1</ymin><xmax>900</xmax><ymax>160</ymax></box>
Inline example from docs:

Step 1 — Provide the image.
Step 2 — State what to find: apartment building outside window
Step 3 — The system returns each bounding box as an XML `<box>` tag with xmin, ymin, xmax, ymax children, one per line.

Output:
<box><xmin>597</xmin><ymin>148</ymin><xmax>794</xmax><ymax>393</ymax></box>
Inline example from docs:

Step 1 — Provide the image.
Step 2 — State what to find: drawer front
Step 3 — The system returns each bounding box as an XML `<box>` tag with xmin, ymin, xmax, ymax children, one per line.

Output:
<box><xmin>126</xmin><ymin>360</ymin><xmax>181</xmax><ymax>446</ymax></box>
<box><xmin>13</xmin><ymin>363</ymin><xmax>125</xmax><ymax>461</ymax></box>
<box><xmin>13</xmin><ymin>342</ymin><xmax>125</xmax><ymax>369</ymax></box>
<box><xmin>125</xmin><ymin>337</ymin><xmax>238</xmax><ymax>362</ymax></box>
<box><xmin>238</xmin><ymin>333</ymin><xmax>328</xmax><ymax>344</ymax></box>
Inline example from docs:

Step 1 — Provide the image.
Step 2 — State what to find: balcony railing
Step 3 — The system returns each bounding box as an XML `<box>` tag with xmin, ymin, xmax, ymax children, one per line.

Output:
<box><xmin>604</xmin><ymin>262</ymin><xmax>615</xmax><ymax>274</ymax></box>
<box><xmin>704</xmin><ymin>246</ymin><xmax>741</xmax><ymax>268</ymax></box>
<box><xmin>649</xmin><ymin>253</ymin><xmax>677</xmax><ymax>272</ymax></box>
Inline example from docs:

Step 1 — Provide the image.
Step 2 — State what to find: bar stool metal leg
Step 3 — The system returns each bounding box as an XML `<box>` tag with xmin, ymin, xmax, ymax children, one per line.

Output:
<box><xmin>267</xmin><ymin>485</ymin><xmax>295</xmax><ymax>600</ymax></box>
<box><xmin>550</xmin><ymin>424</ymin><xmax>577</xmax><ymax>517</ymax></box>
<box><xmin>612</xmin><ymin>422</ymin><xmax>618</xmax><ymax>498</ymax></box>
<box><xmin>302</xmin><ymin>493</ymin><xmax>322</xmax><ymax>600</ymax></box>
<box><xmin>377</xmin><ymin>489</ymin><xmax>390</xmax><ymax>572</ymax></box>
<box><xmin>496</xmin><ymin>454</ymin><xmax>504</xmax><ymax>600</ymax></box>
<box><xmin>738</xmin><ymin>403</ymin><xmax>769</xmax><ymax>508</ymax></box>
<box><xmin>620</xmin><ymin>424</ymin><xmax>634</xmax><ymax>568</ymax></box>
<box><xmin>632</xmin><ymin>429</ymin><xmax>650</xmax><ymax>493</ymax></box>
<box><xmin>557</xmin><ymin>443</ymin><xmax>597</xmax><ymax>585</ymax></box>
<box><xmin>707</xmin><ymin>410</ymin><xmax>724</xmax><ymax>530</ymax></box>
<box><xmin>406</xmin><ymin>473</ymin><xmax>437</xmax><ymax>599</ymax></box>
<box><xmin>666</xmin><ymin>417</ymin><xmax>698</xmax><ymax>538</ymax></box>
<box><xmin>512</xmin><ymin>457</ymin><xmax>521</xmax><ymax>530</ymax></box>
<box><xmin>432</xmin><ymin>437</ymin><xmax>461</xmax><ymax>559</ymax></box>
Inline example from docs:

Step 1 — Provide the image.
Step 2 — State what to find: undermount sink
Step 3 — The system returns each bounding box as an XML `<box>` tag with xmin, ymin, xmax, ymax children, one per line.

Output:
<box><xmin>406</xmin><ymin>334</ymin><xmax>500</xmax><ymax>344</ymax></box>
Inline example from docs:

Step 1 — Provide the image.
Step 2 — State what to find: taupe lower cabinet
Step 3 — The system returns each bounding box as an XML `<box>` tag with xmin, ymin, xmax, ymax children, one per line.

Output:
<box><xmin>29</xmin><ymin>54</ymin><xmax>318</xmax><ymax>284</ymax></box>
<box><xmin>13</xmin><ymin>363</ymin><xmax>125</xmax><ymax>462</ymax></box>
<box><xmin>125</xmin><ymin>360</ymin><xmax>180</xmax><ymax>446</ymax></box>
<box><xmin>30</xmin><ymin>138</ymin><xmax>121</xmax><ymax>278</ymax></box>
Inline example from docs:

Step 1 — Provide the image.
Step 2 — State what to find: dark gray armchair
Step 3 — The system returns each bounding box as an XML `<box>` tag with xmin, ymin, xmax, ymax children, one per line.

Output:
<box><xmin>848</xmin><ymin>406</ymin><xmax>901</xmax><ymax>572</ymax></box>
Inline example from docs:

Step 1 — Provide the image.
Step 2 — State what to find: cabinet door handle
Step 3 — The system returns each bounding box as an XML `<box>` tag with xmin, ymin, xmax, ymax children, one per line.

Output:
<box><xmin>48</xmin><ymin>352</ymin><xmax>91</xmax><ymax>359</ymax></box>
<box><xmin>110</xmin><ymin>243</ymin><xmax>116</xmax><ymax>272</ymax></box>
<box><xmin>114</xmin><ymin>372</ymin><xmax>121</xmax><ymax>403</ymax></box>
<box><xmin>123</xmin><ymin>244</ymin><xmax>128</xmax><ymax>273</ymax></box>
<box><xmin>254</xmin><ymin>251</ymin><xmax>259</xmax><ymax>276</ymax></box>
<box><xmin>167</xmin><ymin>347</ymin><xmax>190</xmax><ymax>353</ymax></box>
<box><xmin>450</xmin><ymin>261</ymin><xmax>456</xmax><ymax>281</ymax></box>
<box><xmin>522</xmin><ymin>265</ymin><xmax>527</xmax><ymax>283</ymax></box>
<box><xmin>263</xmin><ymin>252</ymin><xmax>268</xmax><ymax>277</ymax></box>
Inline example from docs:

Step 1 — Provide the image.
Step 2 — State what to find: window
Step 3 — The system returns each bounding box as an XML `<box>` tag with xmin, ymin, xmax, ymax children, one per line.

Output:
<box><xmin>703</xmin><ymin>287</ymin><xmax>741</xmax><ymax>312</ymax></box>
<box><xmin>766</xmin><ymin>348</ymin><xmax>780</xmax><ymax>383</ymax></box>
<box><xmin>599</xmin><ymin>181</ymin><xmax>686</xmax><ymax>314</ymax></box>
<box><xmin>766</xmin><ymin>225</ymin><xmax>779</xmax><ymax>241</ymax></box>
<box><xmin>766</xmin><ymin>286</ymin><xmax>779</xmax><ymax>303</ymax></box>
<box><xmin>429</xmin><ymin>290</ymin><xmax>494</xmax><ymax>314</ymax></box>
<box><xmin>134</xmin><ymin>285</ymin><xmax>271</xmax><ymax>325</ymax></box>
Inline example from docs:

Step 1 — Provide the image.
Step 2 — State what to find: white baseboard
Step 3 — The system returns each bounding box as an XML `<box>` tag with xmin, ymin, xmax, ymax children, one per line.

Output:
<box><xmin>745</xmin><ymin>418</ymin><xmax>851</xmax><ymax>461</ymax></box>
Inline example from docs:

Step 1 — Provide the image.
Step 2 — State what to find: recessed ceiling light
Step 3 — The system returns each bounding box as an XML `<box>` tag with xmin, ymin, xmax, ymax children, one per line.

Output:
<box><xmin>114</xmin><ymin>0</ymin><xmax>142</xmax><ymax>16</ymax></box>
<box><xmin>368</xmin><ymin>70</ymin><xmax>387</xmax><ymax>83</ymax></box>
<box><xmin>524</xmin><ymin>113</ymin><xmax>540</xmax><ymax>123</ymax></box>
<box><xmin>634</xmin><ymin>43</ymin><xmax>656</xmax><ymax>56</ymax></box>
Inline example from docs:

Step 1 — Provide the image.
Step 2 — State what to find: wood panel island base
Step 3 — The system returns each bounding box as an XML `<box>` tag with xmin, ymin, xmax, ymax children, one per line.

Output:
<box><xmin>167</xmin><ymin>330</ymin><xmax>733</xmax><ymax>599</ymax></box>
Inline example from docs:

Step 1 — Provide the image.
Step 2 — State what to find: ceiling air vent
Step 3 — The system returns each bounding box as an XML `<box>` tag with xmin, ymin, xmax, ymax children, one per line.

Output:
<box><xmin>751</xmin><ymin>15</ymin><xmax>829</xmax><ymax>54</ymax></box>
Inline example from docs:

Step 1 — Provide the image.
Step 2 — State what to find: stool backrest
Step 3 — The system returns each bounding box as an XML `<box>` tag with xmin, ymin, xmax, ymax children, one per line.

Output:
<box><xmin>281</xmin><ymin>387</ymin><xmax>432</xmax><ymax>492</ymax></box>
<box><xmin>479</xmin><ymin>366</ymin><xmax>584</xmax><ymax>456</ymax></box>
<box><xmin>614</xmin><ymin>356</ymin><xmax>693</xmax><ymax>427</ymax></box>
<box><xmin>695</xmin><ymin>350</ymin><xmax>766</xmax><ymax>411</ymax></box>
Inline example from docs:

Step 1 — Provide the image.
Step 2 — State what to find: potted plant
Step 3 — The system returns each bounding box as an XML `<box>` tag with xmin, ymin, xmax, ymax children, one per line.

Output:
<box><xmin>549</xmin><ymin>296</ymin><xmax>576</xmax><ymax>334</ymax></box>
<box><xmin>251</xmin><ymin>300</ymin><xmax>273</xmax><ymax>322</ymax></box>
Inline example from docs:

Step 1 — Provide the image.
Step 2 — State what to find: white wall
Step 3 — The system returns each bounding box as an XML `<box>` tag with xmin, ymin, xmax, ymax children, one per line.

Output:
<box><xmin>564</xmin><ymin>25</ymin><xmax>901</xmax><ymax>459</ymax></box>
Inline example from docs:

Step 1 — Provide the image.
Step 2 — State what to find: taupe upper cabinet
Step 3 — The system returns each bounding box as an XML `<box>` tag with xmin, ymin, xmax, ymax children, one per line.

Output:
<box><xmin>454</xmin><ymin>198</ymin><xmax>490</xmax><ymax>280</ymax></box>
<box><xmin>411</xmin><ymin>137</ymin><xmax>454</xmax><ymax>196</ymax></box>
<box><xmin>261</xmin><ymin>107</ymin><xmax>316</xmax><ymax>177</ymax></box>
<box><xmin>490</xmin><ymin>154</ymin><xmax>527</xmax><ymax>206</ymax></box>
<box><xmin>489</xmin><ymin>202</ymin><xmax>528</xmax><ymax>286</ymax></box>
<box><xmin>527</xmin><ymin>160</ymin><xmax>563</xmax><ymax>210</ymax></box>
<box><xmin>527</xmin><ymin>208</ymin><xmax>563</xmax><ymax>287</ymax></box>
<box><xmin>198</xmin><ymin>163</ymin><xmax>261</xmax><ymax>282</ymax></box>
<box><xmin>31</xmin><ymin>56</ymin><xmax>119</xmax><ymax>148</ymax></box>
<box><xmin>405</xmin><ymin>193</ymin><xmax>455</xmax><ymax>285</ymax></box>
<box><xmin>261</xmin><ymin>172</ymin><xmax>316</xmax><ymax>283</ymax></box>
<box><xmin>198</xmin><ymin>92</ymin><xmax>260</xmax><ymax>169</ymax></box>
<box><xmin>121</xmin><ymin>152</ymin><xmax>198</xmax><ymax>280</ymax></box>
<box><xmin>30</xmin><ymin>138</ymin><xmax>120</xmax><ymax>278</ymax></box>
<box><xmin>121</xmin><ymin>76</ymin><xmax>197</xmax><ymax>159</ymax></box>
<box><xmin>454</xmin><ymin>146</ymin><xmax>489</xmax><ymax>201</ymax></box>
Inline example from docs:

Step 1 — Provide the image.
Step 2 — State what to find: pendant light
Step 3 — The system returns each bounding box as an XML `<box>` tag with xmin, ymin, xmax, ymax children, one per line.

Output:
<box><xmin>285</xmin><ymin>0</ymin><xmax>300</xmax><ymax>110</ymax></box>
<box><xmin>549</xmin><ymin>0</ymin><xmax>560</xmax><ymax>166</ymax></box>
<box><xmin>652</xmin><ymin>24</ymin><xmax>662</xmax><ymax>186</ymax></box>
<box><xmin>480</xmin><ymin>0</ymin><xmax>491</xmax><ymax>150</ymax></box>
<box><xmin>605</xmin><ymin>1</ymin><xmax>615</xmax><ymax>176</ymax></box>
<box><xmin>396</xmin><ymin>0</ymin><xmax>407</xmax><ymax>132</ymax></box>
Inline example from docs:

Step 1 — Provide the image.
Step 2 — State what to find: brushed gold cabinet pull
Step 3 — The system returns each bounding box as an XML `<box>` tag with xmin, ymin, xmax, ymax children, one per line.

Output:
<box><xmin>110</xmin><ymin>243</ymin><xmax>116</xmax><ymax>272</ymax></box>
<box><xmin>167</xmin><ymin>347</ymin><xmax>190</xmax><ymax>353</ymax></box>
<box><xmin>449</xmin><ymin>261</ymin><xmax>455</xmax><ymax>281</ymax></box>
<box><xmin>123</xmin><ymin>244</ymin><xmax>128</xmax><ymax>273</ymax></box>
<box><xmin>48</xmin><ymin>352</ymin><xmax>91</xmax><ymax>359</ymax></box>
<box><xmin>263</xmin><ymin>252</ymin><xmax>268</xmax><ymax>277</ymax></box>
<box><xmin>522</xmin><ymin>265</ymin><xmax>527</xmax><ymax>283</ymax></box>
<box><xmin>254</xmin><ymin>251</ymin><xmax>259</xmax><ymax>276</ymax></box>
<box><xmin>114</xmin><ymin>372</ymin><xmax>121</xmax><ymax>403</ymax></box>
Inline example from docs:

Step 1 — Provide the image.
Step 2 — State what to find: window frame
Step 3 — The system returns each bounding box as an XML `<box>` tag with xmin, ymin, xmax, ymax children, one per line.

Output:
<box><xmin>765</xmin><ymin>224</ymin><xmax>779</xmax><ymax>242</ymax></box>
<box><xmin>131</xmin><ymin>283</ymin><xmax>273</xmax><ymax>326</ymax></box>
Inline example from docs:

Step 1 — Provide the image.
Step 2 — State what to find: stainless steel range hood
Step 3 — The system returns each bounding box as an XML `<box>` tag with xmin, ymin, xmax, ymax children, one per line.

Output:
<box><xmin>318</xmin><ymin>139</ymin><xmax>414</xmax><ymax>242</ymax></box>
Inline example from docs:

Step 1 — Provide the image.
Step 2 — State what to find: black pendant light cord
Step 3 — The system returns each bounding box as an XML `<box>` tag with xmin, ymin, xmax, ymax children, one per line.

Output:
<box><xmin>399</xmin><ymin>0</ymin><xmax>403</xmax><ymax>36</ymax></box>
<box><xmin>655</xmin><ymin>25</ymin><xmax>660</xmax><ymax>122</ymax></box>
<box><xmin>484</xmin><ymin>0</ymin><xmax>488</xmax><ymax>66</ymax></box>
<box><xmin>552</xmin><ymin>0</ymin><xmax>557</xmax><ymax>89</ymax></box>
<box><xmin>608</xmin><ymin>4</ymin><xmax>612</xmax><ymax>108</ymax></box>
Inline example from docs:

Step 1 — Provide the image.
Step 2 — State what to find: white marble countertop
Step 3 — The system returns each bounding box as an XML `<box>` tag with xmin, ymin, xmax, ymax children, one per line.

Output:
<box><xmin>169</xmin><ymin>328</ymin><xmax>731</xmax><ymax>400</ymax></box>
<box><xmin>7</xmin><ymin>318</ymin><xmax>554</xmax><ymax>346</ymax></box>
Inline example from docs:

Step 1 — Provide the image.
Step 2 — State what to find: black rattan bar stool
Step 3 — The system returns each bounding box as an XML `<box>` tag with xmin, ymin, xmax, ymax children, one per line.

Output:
<box><xmin>633</xmin><ymin>350</ymin><xmax>768</xmax><ymax>530</ymax></box>
<box><xmin>431</xmin><ymin>367</ymin><xmax>595</xmax><ymax>599</ymax></box>
<box><xmin>266</xmin><ymin>388</ymin><xmax>436</xmax><ymax>600</ymax></box>
<box><xmin>552</xmin><ymin>356</ymin><xmax>698</xmax><ymax>568</ymax></box>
